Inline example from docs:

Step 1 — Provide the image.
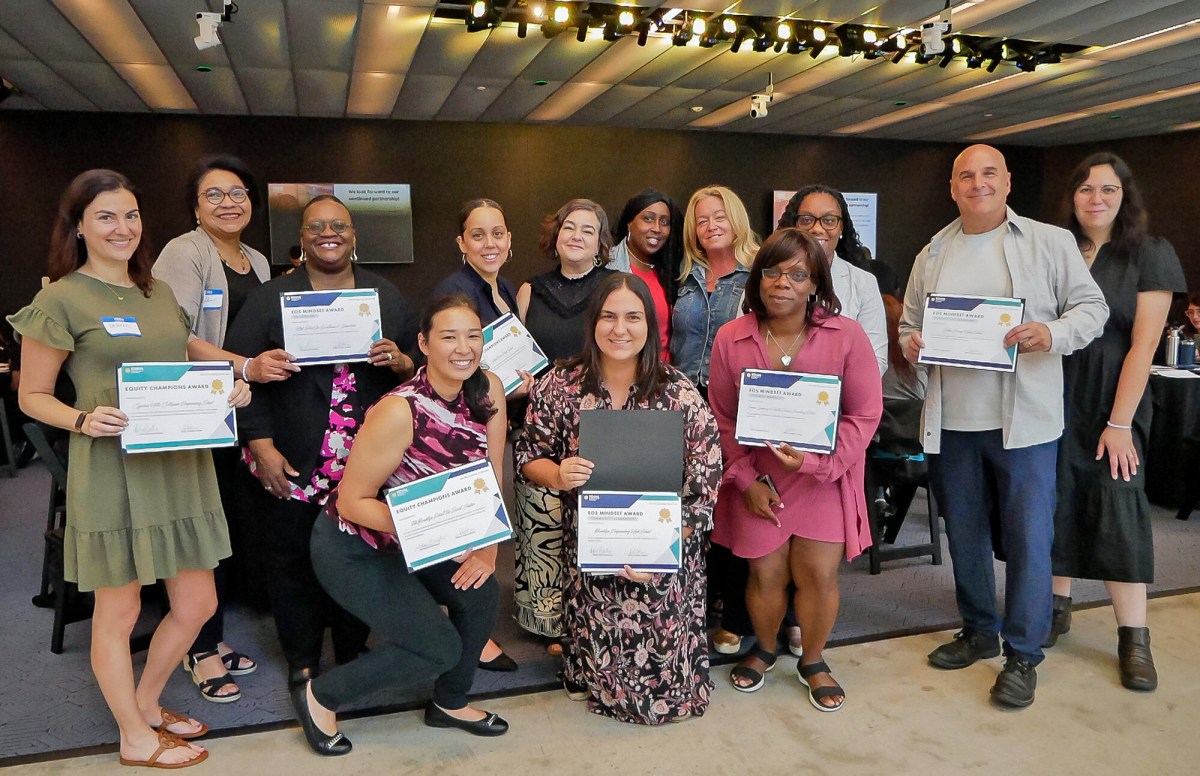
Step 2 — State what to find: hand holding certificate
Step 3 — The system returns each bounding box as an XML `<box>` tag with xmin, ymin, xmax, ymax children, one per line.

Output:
<box><xmin>118</xmin><ymin>362</ymin><xmax>238</xmax><ymax>453</ymax></box>
<box><xmin>281</xmin><ymin>289</ymin><xmax>382</xmax><ymax>365</ymax></box>
<box><xmin>578</xmin><ymin>492</ymin><xmax>682</xmax><ymax>574</ymax></box>
<box><xmin>735</xmin><ymin>369</ymin><xmax>841</xmax><ymax>454</ymax></box>
<box><xmin>385</xmin><ymin>459</ymin><xmax>512</xmax><ymax>572</ymax></box>
<box><xmin>480</xmin><ymin>313</ymin><xmax>549</xmax><ymax>395</ymax></box>
<box><xmin>918</xmin><ymin>294</ymin><xmax>1025</xmax><ymax>372</ymax></box>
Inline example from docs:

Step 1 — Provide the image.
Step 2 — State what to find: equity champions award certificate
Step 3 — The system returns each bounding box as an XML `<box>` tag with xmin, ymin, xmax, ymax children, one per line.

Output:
<box><xmin>385</xmin><ymin>459</ymin><xmax>513</xmax><ymax>572</ymax></box>
<box><xmin>280</xmin><ymin>289</ymin><xmax>381</xmax><ymax>365</ymax></box>
<box><xmin>480</xmin><ymin>313</ymin><xmax>550</xmax><ymax>395</ymax></box>
<box><xmin>578</xmin><ymin>492</ymin><xmax>682</xmax><ymax>574</ymax></box>
<box><xmin>118</xmin><ymin>362</ymin><xmax>237</xmax><ymax>453</ymax></box>
<box><xmin>918</xmin><ymin>294</ymin><xmax>1024</xmax><ymax>372</ymax></box>
<box><xmin>735</xmin><ymin>369</ymin><xmax>841</xmax><ymax>454</ymax></box>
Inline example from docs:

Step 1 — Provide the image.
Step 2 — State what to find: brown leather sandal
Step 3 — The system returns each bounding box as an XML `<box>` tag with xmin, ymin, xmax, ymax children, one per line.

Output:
<box><xmin>155</xmin><ymin>708</ymin><xmax>208</xmax><ymax>740</ymax></box>
<box><xmin>119</xmin><ymin>729</ymin><xmax>208</xmax><ymax>769</ymax></box>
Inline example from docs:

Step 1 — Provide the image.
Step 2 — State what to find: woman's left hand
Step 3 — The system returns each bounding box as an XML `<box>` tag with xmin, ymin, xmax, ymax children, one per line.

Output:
<box><xmin>229</xmin><ymin>379</ymin><xmax>252</xmax><ymax>408</ymax></box>
<box><xmin>451</xmin><ymin>548</ymin><xmax>496</xmax><ymax>590</ymax></box>
<box><xmin>509</xmin><ymin>370</ymin><xmax>535</xmax><ymax>399</ymax></box>
<box><xmin>369</xmin><ymin>339</ymin><xmax>413</xmax><ymax>375</ymax></box>
<box><xmin>618</xmin><ymin>565</ymin><xmax>654</xmax><ymax>583</ymax></box>
<box><xmin>1097</xmin><ymin>425</ymin><xmax>1138</xmax><ymax>481</ymax></box>
<box><xmin>766</xmin><ymin>441</ymin><xmax>806</xmax><ymax>472</ymax></box>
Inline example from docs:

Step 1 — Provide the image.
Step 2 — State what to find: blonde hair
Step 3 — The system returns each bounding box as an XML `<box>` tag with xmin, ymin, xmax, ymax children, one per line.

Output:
<box><xmin>680</xmin><ymin>185</ymin><xmax>760</xmax><ymax>281</ymax></box>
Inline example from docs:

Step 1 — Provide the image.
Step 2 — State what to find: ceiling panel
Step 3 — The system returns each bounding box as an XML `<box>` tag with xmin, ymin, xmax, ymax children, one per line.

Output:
<box><xmin>436</xmin><ymin>76</ymin><xmax>508</xmax><ymax>121</ymax></box>
<box><xmin>478</xmin><ymin>79</ymin><xmax>560</xmax><ymax>121</ymax></box>
<box><xmin>463</xmin><ymin>25</ymin><xmax>552</xmax><ymax>80</ymax></box>
<box><xmin>516</xmin><ymin>31</ymin><xmax>610</xmax><ymax>83</ymax></box>
<box><xmin>407</xmin><ymin>18</ymin><xmax>490</xmax><ymax>76</ymax></box>
<box><xmin>0</xmin><ymin>58</ymin><xmax>95</xmax><ymax>110</ymax></box>
<box><xmin>176</xmin><ymin>65</ymin><xmax>249</xmax><ymax>114</ymax></box>
<box><xmin>54</xmin><ymin>61</ymin><xmax>146</xmax><ymax>112</ymax></box>
<box><xmin>295</xmin><ymin>69</ymin><xmax>350</xmax><ymax>116</ymax></box>
<box><xmin>392</xmin><ymin>72</ymin><xmax>460</xmax><ymax>119</ymax></box>
<box><xmin>286</xmin><ymin>0</ymin><xmax>359</xmax><ymax>71</ymax></box>
<box><xmin>608</xmin><ymin>85</ymin><xmax>708</xmax><ymax>127</ymax></box>
<box><xmin>0</xmin><ymin>0</ymin><xmax>105</xmax><ymax>63</ymax></box>
<box><xmin>237</xmin><ymin>67</ymin><xmax>297</xmax><ymax>115</ymax></box>
<box><xmin>565</xmin><ymin>83</ymin><xmax>661</xmax><ymax>125</ymax></box>
<box><xmin>218</xmin><ymin>0</ymin><xmax>290</xmax><ymax>69</ymax></box>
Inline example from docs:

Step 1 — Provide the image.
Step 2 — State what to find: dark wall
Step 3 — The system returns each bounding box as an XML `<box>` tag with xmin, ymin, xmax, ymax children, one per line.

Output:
<box><xmin>0</xmin><ymin>112</ymin><xmax>1043</xmax><ymax>316</ymax></box>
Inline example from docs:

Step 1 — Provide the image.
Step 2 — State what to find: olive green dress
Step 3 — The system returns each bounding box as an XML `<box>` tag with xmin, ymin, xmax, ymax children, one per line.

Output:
<box><xmin>8</xmin><ymin>273</ymin><xmax>230</xmax><ymax>592</ymax></box>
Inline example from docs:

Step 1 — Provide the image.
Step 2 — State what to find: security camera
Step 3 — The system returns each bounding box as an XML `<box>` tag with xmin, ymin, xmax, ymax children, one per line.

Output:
<box><xmin>920</xmin><ymin>5</ymin><xmax>952</xmax><ymax>56</ymax></box>
<box><xmin>750</xmin><ymin>93</ymin><xmax>772</xmax><ymax>119</ymax></box>
<box><xmin>195</xmin><ymin>12</ymin><xmax>223</xmax><ymax>50</ymax></box>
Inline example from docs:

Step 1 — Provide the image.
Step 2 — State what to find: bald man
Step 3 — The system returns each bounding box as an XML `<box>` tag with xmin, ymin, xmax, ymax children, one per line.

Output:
<box><xmin>900</xmin><ymin>145</ymin><xmax>1108</xmax><ymax>709</ymax></box>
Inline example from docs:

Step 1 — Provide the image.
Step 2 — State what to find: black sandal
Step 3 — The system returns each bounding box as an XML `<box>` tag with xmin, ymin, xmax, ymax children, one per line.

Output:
<box><xmin>730</xmin><ymin>644</ymin><xmax>777</xmax><ymax>693</ymax></box>
<box><xmin>221</xmin><ymin>649</ymin><xmax>258</xmax><ymax>676</ymax></box>
<box><xmin>183</xmin><ymin>650</ymin><xmax>241</xmax><ymax>704</ymax></box>
<box><xmin>797</xmin><ymin>660</ymin><xmax>845</xmax><ymax>712</ymax></box>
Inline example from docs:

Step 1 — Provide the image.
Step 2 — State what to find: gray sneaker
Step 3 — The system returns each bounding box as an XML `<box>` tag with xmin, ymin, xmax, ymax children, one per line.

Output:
<box><xmin>928</xmin><ymin>629</ymin><xmax>1001</xmax><ymax>670</ymax></box>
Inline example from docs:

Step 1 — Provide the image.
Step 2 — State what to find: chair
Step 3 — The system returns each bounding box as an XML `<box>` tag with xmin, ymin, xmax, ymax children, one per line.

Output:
<box><xmin>0</xmin><ymin>390</ymin><xmax>18</xmax><ymax>478</ymax></box>
<box><xmin>1176</xmin><ymin>436</ymin><xmax>1200</xmax><ymax>521</ymax></box>
<box><xmin>864</xmin><ymin>399</ymin><xmax>943</xmax><ymax>575</ymax></box>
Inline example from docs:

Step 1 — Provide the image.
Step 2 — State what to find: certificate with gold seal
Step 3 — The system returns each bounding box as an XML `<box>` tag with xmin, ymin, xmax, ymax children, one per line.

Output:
<box><xmin>117</xmin><ymin>362</ymin><xmax>238</xmax><ymax>454</ymax></box>
<box><xmin>577</xmin><ymin>491</ymin><xmax>682</xmax><ymax>574</ymax></box>
<box><xmin>735</xmin><ymin>369</ymin><xmax>842</xmax><ymax>454</ymax></box>
<box><xmin>280</xmin><ymin>289</ymin><xmax>382</xmax><ymax>366</ymax></box>
<box><xmin>918</xmin><ymin>293</ymin><xmax>1025</xmax><ymax>372</ymax></box>
<box><xmin>385</xmin><ymin>459</ymin><xmax>512</xmax><ymax>572</ymax></box>
<box><xmin>480</xmin><ymin>312</ymin><xmax>550</xmax><ymax>395</ymax></box>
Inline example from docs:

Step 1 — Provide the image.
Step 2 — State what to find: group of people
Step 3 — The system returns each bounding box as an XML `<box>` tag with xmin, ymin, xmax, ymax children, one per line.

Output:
<box><xmin>9</xmin><ymin>142</ymin><xmax>1190</xmax><ymax>767</ymax></box>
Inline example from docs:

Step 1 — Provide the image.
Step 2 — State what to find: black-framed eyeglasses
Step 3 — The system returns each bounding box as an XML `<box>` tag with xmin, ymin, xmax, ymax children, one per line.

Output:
<box><xmin>200</xmin><ymin>187</ymin><xmax>249</xmax><ymax>205</ymax></box>
<box><xmin>1075</xmin><ymin>185</ymin><xmax>1122</xmax><ymax>198</ymax></box>
<box><xmin>762</xmin><ymin>267</ymin><xmax>812</xmax><ymax>284</ymax></box>
<box><xmin>303</xmin><ymin>219</ymin><xmax>352</xmax><ymax>235</ymax></box>
<box><xmin>795</xmin><ymin>214</ymin><xmax>842</xmax><ymax>229</ymax></box>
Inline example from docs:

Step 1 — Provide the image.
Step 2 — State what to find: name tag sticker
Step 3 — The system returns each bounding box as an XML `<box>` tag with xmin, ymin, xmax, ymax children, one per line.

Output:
<box><xmin>101</xmin><ymin>316</ymin><xmax>142</xmax><ymax>337</ymax></box>
<box><xmin>202</xmin><ymin>289</ymin><xmax>224</xmax><ymax>310</ymax></box>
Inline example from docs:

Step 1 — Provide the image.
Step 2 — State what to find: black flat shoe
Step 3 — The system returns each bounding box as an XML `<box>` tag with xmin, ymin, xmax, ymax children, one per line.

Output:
<box><xmin>289</xmin><ymin>681</ymin><xmax>352</xmax><ymax>756</ymax></box>
<box><xmin>477</xmin><ymin>649</ymin><xmax>519</xmax><ymax>672</ymax></box>
<box><xmin>423</xmin><ymin>702</ymin><xmax>509</xmax><ymax>737</ymax></box>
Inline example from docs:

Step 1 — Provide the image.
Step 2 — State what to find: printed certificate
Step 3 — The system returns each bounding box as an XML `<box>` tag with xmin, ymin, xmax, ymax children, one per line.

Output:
<box><xmin>385</xmin><ymin>459</ymin><xmax>512</xmax><ymax>572</ymax></box>
<box><xmin>280</xmin><ymin>289</ymin><xmax>382</xmax><ymax>365</ymax></box>
<box><xmin>918</xmin><ymin>294</ymin><xmax>1025</xmax><ymax>372</ymax></box>
<box><xmin>480</xmin><ymin>313</ymin><xmax>550</xmax><ymax>395</ymax></box>
<box><xmin>577</xmin><ymin>491</ymin><xmax>682</xmax><ymax>574</ymax></box>
<box><xmin>117</xmin><ymin>362</ymin><xmax>238</xmax><ymax>453</ymax></box>
<box><xmin>735</xmin><ymin>369</ymin><xmax>841</xmax><ymax>454</ymax></box>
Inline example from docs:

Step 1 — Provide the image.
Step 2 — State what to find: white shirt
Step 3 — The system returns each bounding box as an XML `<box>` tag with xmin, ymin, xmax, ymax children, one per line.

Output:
<box><xmin>831</xmin><ymin>256</ymin><xmax>888</xmax><ymax>376</ymax></box>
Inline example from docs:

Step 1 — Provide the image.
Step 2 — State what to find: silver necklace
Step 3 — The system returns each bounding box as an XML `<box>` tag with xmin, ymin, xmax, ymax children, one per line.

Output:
<box><xmin>628</xmin><ymin>251</ymin><xmax>654</xmax><ymax>269</ymax></box>
<box><xmin>766</xmin><ymin>324</ymin><xmax>806</xmax><ymax>367</ymax></box>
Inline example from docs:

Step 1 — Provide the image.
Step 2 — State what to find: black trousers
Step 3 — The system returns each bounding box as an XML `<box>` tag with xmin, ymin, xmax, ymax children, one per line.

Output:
<box><xmin>308</xmin><ymin>517</ymin><xmax>498</xmax><ymax>711</ymax></box>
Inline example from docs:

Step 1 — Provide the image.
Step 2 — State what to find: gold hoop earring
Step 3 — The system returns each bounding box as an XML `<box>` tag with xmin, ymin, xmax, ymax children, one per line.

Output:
<box><xmin>593</xmin><ymin>254</ymin><xmax>604</xmax><ymax>268</ymax></box>
<box><xmin>350</xmin><ymin>246</ymin><xmax>359</xmax><ymax>262</ymax></box>
<box><xmin>298</xmin><ymin>249</ymin><xmax>308</xmax><ymax>264</ymax></box>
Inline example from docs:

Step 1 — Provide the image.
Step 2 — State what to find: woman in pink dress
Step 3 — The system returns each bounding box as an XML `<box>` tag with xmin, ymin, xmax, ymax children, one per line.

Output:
<box><xmin>708</xmin><ymin>228</ymin><xmax>881</xmax><ymax>712</ymax></box>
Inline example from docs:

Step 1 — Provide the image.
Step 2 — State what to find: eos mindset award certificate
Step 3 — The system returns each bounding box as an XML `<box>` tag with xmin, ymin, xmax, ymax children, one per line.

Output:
<box><xmin>735</xmin><ymin>369</ymin><xmax>841</xmax><ymax>454</ymax></box>
<box><xmin>117</xmin><ymin>362</ymin><xmax>238</xmax><ymax>454</ymax></box>
<box><xmin>385</xmin><ymin>459</ymin><xmax>512</xmax><ymax>572</ymax></box>
<box><xmin>918</xmin><ymin>294</ymin><xmax>1024</xmax><ymax>372</ymax></box>
<box><xmin>577</xmin><ymin>491</ymin><xmax>682</xmax><ymax>574</ymax></box>
<box><xmin>480</xmin><ymin>313</ymin><xmax>550</xmax><ymax>395</ymax></box>
<box><xmin>280</xmin><ymin>289</ymin><xmax>382</xmax><ymax>365</ymax></box>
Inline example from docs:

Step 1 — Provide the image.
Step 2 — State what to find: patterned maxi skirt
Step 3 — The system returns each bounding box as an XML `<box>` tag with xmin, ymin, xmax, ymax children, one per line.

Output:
<box><xmin>513</xmin><ymin>480</ymin><xmax>565</xmax><ymax>637</ymax></box>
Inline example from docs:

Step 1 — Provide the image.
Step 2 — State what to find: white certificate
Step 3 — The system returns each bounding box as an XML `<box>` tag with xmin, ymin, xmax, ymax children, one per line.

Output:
<box><xmin>117</xmin><ymin>362</ymin><xmax>238</xmax><ymax>454</ymax></box>
<box><xmin>480</xmin><ymin>313</ymin><xmax>550</xmax><ymax>395</ymax></box>
<box><xmin>577</xmin><ymin>491</ymin><xmax>682</xmax><ymax>574</ymax></box>
<box><xmin>280</xmin><ymin>289</ymin><xmax>382</xmax><ymax>365</ymax></box>
<box><xmin>735</xmin><ymin>369</ymin><xmax>841</xmax><ymax>454</ymax></box>
<box><xmin>385</xmin><ymin>459</ymin><xmax>512</xmax><ymax>572</ymax></box>
<box><xmin>918</xmin><ymin>294</ymin><xmax>1024</xmax><ymax>372</ymax></box>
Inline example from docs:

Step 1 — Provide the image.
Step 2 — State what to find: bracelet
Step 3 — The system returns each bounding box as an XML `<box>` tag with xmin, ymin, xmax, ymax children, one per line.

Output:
<box><xmin>241</xmin><ymin>356</ymin><xmax>253</xmax><ymax>383</ymax></box>
<box><xmin>1106</xmin><ymin>420</ymin><xmax>1133</xmax><ymax>430</ymax></box>
<box><xmin>74</xmin><ymin>411</ymin><xmax>88</xmax><ymax>432</ymax></box>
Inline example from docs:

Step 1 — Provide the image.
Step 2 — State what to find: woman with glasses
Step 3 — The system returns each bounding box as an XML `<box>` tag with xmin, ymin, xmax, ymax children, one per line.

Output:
<box><xmin>707</xmin><ymin>229</ymin><xmax>881</xmax><ymax>712</ymax></box>
<box><xmin>225</xmin><ymin>195</ymin><xmax>417</xmax><ymax>692</ymax></box>
<box><xmin>1182</xmin><ymin>290</ymin><xmax>1200</xmax><ymax>350</ymax></box>
<box><xmin>1047</xmin><ymin>153</ymin><xmax>1185</xmax><ymax>692</ymax></box>
<box><xmin>154</xmin><ymin>155</ymin><xmax>299</xmax><ymax>703</ymax></box>
<box><xmin>778</xmin><ymin>185</ymin><xmax>887</xmax><ymax>376</ymax></box>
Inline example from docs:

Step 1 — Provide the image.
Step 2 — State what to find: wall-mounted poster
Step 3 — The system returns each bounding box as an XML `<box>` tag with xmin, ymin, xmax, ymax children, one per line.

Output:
<box><xmin>267</xmin><ymin>183</ymin><xmax>414</xmax><ymax>265</ymax></box>
<box><xmin>772</xmin><ymin>191</ymin><xmax>879</xmax><ymax>261</ymax></box>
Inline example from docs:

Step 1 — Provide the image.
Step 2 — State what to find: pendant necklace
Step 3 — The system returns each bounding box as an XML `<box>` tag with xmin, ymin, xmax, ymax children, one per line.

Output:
<box><xmin>766</xmin><ymin>324</ymin><xmax>806</xmax><ymax>367</ymax></box>
<box><xmin>81</xmin><ymin>271</ymin><xmax>133</xmax><ymax>302</ymax></box>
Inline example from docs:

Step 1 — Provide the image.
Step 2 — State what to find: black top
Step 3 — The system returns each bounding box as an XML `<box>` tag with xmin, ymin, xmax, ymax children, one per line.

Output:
<box><xmin>222</xmin><ymin>263</ymin><xmax>262</xmax><ymax>325</ymax></box>
<box><xmin>225</xmin><ymin>265</ymin><xmax>417</xmax><ymax>483</ymax></box>
<box><xmin>432</xmin><ymin>264</ymin><xmax>518</xmax><ymax>327</ymax></box>
<box><xmin>525</xmin><ymin>267</ymin><xmax>615</xmax><ymax>362</ymax></box>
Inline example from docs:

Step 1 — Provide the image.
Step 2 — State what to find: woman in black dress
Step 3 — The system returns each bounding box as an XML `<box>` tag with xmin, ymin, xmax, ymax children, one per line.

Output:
<box><xmin>1047</xmin><ymin>152</ymin><xmax>1186</xmax><ymax>691</ymax></box>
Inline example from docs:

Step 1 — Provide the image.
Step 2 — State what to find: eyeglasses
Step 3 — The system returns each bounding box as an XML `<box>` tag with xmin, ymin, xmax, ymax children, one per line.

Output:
<box><xmin>200</xmin><ymin>187</ymin><xmax>249</xmax><ymax>205</ymax></box>
<box><xmin>794</xmin><ymin>214</ymin><xmax>842</xmax><ymax>230</ymax></box>
<box><xmin>1075</xmin><ymin>185</ymin><xmax>1122</xmax><ymax>198</ymax></box>
<box><xmin>762</xmin><ymin>267</ymin><xmax>812</xmax><ymax>284</ymax></box>
<box><xmin>303</xmin><ymin>219</ymin><xmax>352</xmax><ymax>235</ymax></box>
<box><xmin>1186</xmin><ymin>307</ymin><xmax>1200</xmax><ymax>317</ymax></box>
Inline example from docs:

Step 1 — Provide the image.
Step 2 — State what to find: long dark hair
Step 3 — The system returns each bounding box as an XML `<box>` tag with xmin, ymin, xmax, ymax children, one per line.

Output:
<box><xmin>613</xmin><ymin>188</ymin><xmax>684</xmax><ymax>305</ymax></box>
<box><xmin>563</xmin><ymin>273</ymin><xmax>669</xmax><ymax>400</ymax></box>
<box><xmin>537</xmin><ymin>198</ymin><xmax>613</xmax><ymax>264</ymax></box>
<box><xmin>49</xmin><ymin>169</ymin><xmax>155</xmax><ymax>296</ymax></box>
<box><xmin>1059</xmin><ymin>152</ymin><xmax>1148</xmax><ymax>258</ymax></box>
<box><xmin>777</xmin><ymin>184</ymin><xmax>871</xmax><ymax>272</ymax></box>
<box><xmin>420</xmin><ymin>294</ymin><xmax>496</xmax><ymax>423</ymax></box>
<box><xmin>185</xmin><ymin>154</ymin><xmax>260</xmax><ymax>219</ymax></box>
<box><xmin>744</xmin><ymin>228</ymin><xmax>841</xmax><ymax>326</ymax></box>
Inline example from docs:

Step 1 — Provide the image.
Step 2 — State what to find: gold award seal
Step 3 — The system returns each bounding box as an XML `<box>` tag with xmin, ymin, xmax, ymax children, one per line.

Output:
<box><xmin>211</xmin><ymin>378</ymin><xmax>225</xmax><ymax>395</ymax></box>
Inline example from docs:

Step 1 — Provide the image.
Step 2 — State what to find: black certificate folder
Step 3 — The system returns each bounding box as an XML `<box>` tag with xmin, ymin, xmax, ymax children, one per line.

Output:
<box><xmin>578</xmin><ymin>409</ymin><xmax>686</xmax><ymax>494</ymax></box>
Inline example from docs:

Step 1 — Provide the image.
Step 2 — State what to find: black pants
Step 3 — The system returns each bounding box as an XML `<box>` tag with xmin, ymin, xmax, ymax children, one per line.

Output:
<box><xmin>708</xmin><ymin>543</ymin><xmax>752</xmax><ymax>635</ymax></box>
<box><xmin>308</xmin><ymin>517</ymin><xmax>498</xmax><ymax>711</ymax></box>
<box><xmin>266</xmin><ymin>498</ymin><xmax>370</xmax><ymax>672</ymax></box>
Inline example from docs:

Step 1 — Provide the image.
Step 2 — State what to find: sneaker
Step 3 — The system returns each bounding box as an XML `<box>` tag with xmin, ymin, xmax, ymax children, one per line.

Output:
<box><xmin>928</xmin><ymin>629</ymin><xmax>1001</xmax><ymax>670</ymax></box>
<box><xmin>712</xmin><ymin>628</ymin><xmax>742</xmax><ymax>655</ymax></box>
<box><xmin>990</xmin><ymin>656</ymin><xmax>1037</xmax><ymax>709</ymax></box>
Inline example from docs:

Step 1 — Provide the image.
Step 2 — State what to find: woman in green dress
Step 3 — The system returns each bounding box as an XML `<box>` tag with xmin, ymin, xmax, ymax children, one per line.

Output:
<box><xmin>10</xmin><ymin>170</ymin><xmax>251</xmax><ymax>769</ymax></box>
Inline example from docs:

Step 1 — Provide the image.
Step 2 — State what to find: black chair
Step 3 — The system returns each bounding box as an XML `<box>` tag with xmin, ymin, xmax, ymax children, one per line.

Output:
<box><xmin>864</xmin><ymin>399</ymin><xmax>943</xmax><ymax>575</ymax></box>
<box><xmin>1177</xmin><ymin>436</ymin><xmax>1200</xmax><ymax>521</ymax></box>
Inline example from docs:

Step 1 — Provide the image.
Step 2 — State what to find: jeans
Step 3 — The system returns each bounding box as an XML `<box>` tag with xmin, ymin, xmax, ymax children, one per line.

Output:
<box><xmin>309</xmin><ymin>517</ymin><xmax>498</xmax><ymax>711</ymax></box>
<box><xmin>928</xmin><ymin>430</ymin><xmax>1056</xmax><ymax>664</ymax></box>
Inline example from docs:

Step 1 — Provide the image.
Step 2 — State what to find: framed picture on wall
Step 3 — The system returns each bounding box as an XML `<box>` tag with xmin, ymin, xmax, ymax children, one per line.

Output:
<box><xmin>267</xmin><ymin>183</ymin><xmax>414</xmax><ymax>265</ymax></box>
<box><xmin>772</xmin><ymin>191</ymin><xmax>878</xmax><ymax>261</ymax></box>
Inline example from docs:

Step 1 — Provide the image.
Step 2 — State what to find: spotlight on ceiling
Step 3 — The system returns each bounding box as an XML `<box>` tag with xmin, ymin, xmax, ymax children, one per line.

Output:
<box><xmin>804</xmin><ymin>24</ymin><xmax>829</xmax><ymax>58</ymax></box>
<box><xmin>466</xmin><ymin>0</ymin><xmax>496</xmax><ymax>33</ymax></box>
<box><xmin>731</xmin><ymin>23</ymin><xmax>757</xmax><ymax>53</ymax></box>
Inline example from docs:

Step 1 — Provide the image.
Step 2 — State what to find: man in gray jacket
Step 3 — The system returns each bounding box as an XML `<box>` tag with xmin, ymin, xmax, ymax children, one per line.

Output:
<box><xmin>900</xmin><ymin>144</ymin><xmax>1108</xmax><ymax>709</ymax></box>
